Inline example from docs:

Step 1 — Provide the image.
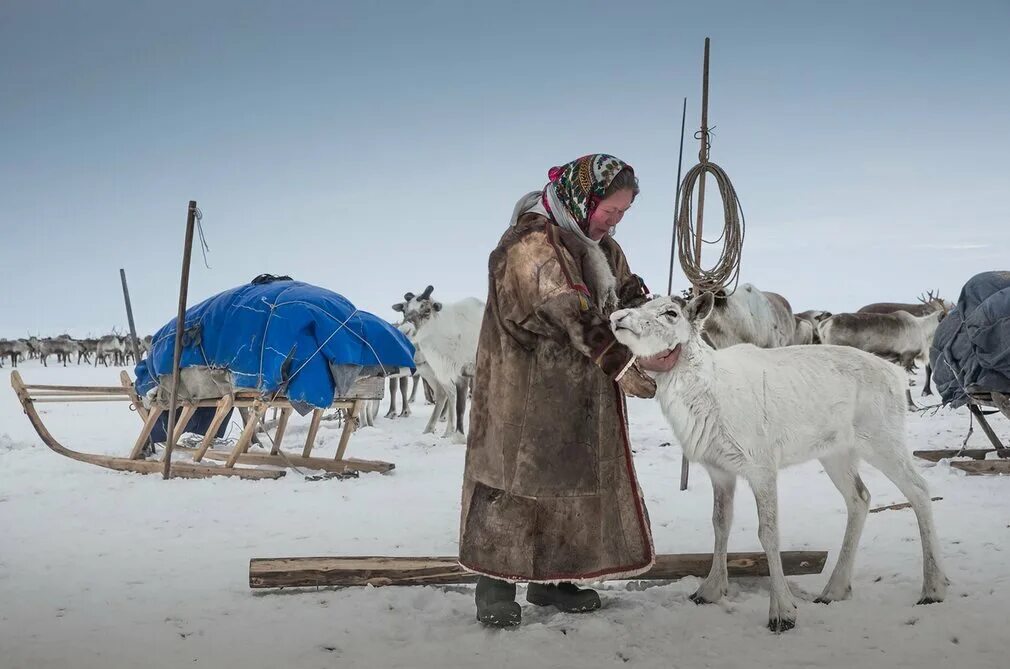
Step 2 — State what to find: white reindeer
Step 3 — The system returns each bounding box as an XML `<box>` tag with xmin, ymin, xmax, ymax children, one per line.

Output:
<box><xmin>393</xmin><ymin>286</ymin><xmax>482</xmax><ymax>444</ymax></box>
<box><xmin>610</xmin><ymin>292</ymin><xmax>946</xmax><ymax>633</ymax></box>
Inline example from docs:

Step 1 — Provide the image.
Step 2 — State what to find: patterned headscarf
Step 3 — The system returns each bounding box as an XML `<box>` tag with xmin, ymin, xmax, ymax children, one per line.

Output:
<box><xmin>547</xmin><ymin>154</ymin><xmax>632</xmax><ymax>227</ymax></box>
<box><xmin>509</xmin><ymin>153</ymin><xmax>634</xmax><ymax>247</ymax></box>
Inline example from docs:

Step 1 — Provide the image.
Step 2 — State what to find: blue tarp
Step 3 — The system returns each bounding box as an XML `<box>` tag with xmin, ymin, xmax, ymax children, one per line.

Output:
<box><xmin>930</xmin><ymin>271</ymin><xmax>1010</xmax><ymax>407</ymax></box>
<box><xmin>135</xmin><ymin>278</ymin><xmax>414</xmax><ymax>410</ymax></box>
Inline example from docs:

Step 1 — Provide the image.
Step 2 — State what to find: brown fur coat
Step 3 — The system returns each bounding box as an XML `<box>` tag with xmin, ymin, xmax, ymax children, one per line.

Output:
<box><xmin>458</xmin><ymin>213</ymin><xmax>655</xmax><ymax>583</ymax></box>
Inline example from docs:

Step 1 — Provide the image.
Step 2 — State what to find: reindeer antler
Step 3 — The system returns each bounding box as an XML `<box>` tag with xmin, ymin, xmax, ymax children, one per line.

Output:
<box><xmin>420</xmin><ymin>285</ymin><xmax>434</xmax><ymax>300</ymax></box>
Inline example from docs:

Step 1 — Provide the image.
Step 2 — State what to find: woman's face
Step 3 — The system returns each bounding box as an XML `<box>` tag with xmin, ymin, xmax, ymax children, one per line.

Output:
<box><xmin>587</xmin><ymin>188</ymin><xmax>634</xmax><ymax>241</ymax></box>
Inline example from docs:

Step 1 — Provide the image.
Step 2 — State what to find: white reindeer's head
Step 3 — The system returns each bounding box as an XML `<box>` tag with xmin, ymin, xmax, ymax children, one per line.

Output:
<box><xmin>392</xmin><ymin>285</ymin><xmax>441</xmax><ymax>327</ymax></box>
<box><xmin>610</xmin><ymin>292</ymin><xmax>715</xmax><ymax>357</ymax></box>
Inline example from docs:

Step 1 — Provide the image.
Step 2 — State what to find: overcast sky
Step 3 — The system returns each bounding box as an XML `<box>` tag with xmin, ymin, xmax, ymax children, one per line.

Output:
<box><xmin>2</xmin><ymin>0</ymin><xmax>1007</xmax><ymax>337</ymax></box>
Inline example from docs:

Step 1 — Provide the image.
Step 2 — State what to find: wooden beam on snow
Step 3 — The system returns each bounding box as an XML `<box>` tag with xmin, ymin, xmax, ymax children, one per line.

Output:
<box><xmin>249</xmin><ymin>551</ymin><xmax>828</xmax><ymax>589</ymax></box>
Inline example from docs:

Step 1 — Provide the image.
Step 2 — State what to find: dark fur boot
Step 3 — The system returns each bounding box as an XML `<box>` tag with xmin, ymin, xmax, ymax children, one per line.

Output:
<box><xmin>475</xmin><ymin>576</ymin><xmax>521</xmax><ymax>628</ymax></box>
<box><xmin>526</xmin><ymin>582</ymin><xmax>601</xmax><ymax>613</ymax></box>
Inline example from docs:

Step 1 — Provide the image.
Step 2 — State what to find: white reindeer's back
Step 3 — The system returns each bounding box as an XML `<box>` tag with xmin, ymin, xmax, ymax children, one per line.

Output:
<box><xmin>414</xmin><ymin>297</ymin><xmax>484</xmax><ymax>384</ymax></box>
<box><xmin>665</xmin><ymin>344</ymin><xmax>907</xmax><ymax>468</ymax></box>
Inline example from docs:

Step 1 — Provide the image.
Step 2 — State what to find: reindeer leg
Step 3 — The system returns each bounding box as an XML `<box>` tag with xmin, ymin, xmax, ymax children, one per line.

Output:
<box><xmin>398</xmin><ymin>376</ymin><xmax>410</xmax><ymax>417</ymax></box>
<box><xmin>922</xmin><ymin>363</ymin><xmax>934</xmax><ymax>397</ymax></box>
<box><xmin>423</xmin><ymin>384</ymin><xmax>447</xmax><ymax>434</ymax></box>
<box><xmin>408</xmin><ymin>373</ymin><xmax>420</xmax><ymax>404</ymax></box>
<box><xmin>451</xmin><ymin>376</ymin><xmax>468</xmax><ymax>444</ymax></box>
<box><xmin>385</xmin><ymin>377</ymin><xmax>398</xmax><ymax>419</ymax></box>
<box><xmin>441</xmin><ymin>382</ymin><xmax>458</xmax><ymax>440</ymax></box>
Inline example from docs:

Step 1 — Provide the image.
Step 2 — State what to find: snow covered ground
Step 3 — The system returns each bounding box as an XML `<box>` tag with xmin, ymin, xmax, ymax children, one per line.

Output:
<box><xmin>1</xmin><ymin>361</ymin><xmax>1008</xmax><ymax>669</ymax></box>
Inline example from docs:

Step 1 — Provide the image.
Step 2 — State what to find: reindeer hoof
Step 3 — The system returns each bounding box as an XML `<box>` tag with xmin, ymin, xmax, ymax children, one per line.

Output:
<box><xmin>916</xmin><ymin>596</ymin><xmax>942</xmax><ymax>605</ymax></box>
<box><xmin>767</xmin><ymin>617</ymin><xmax>796</xmax><ymax>633</ymax></box>
<box><xmin>689</xmin><ymin>592</ymin><xmax>715</xmax><ymax>606</ymax></box>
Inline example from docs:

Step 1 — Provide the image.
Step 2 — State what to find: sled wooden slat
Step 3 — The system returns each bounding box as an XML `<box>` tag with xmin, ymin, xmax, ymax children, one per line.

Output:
<box><xmin>130</xmin><ymin>407</ymin><xmax>165</xmax><ymax>460</ymax></box>
<box><xmin>226</xmin><ymin>402</ymin><xmax>267</xmax><ymax>468</ymax></box>
<box><xmin>335</xmin><ymin>400</ymin><xmax>361</xmax><ymax>461</ymax></box>
<box><xmin>30</xmin><ymin>396</ymin><xmax>135</xmax><ymax>403</ymax></box>
<box><xmin>192</xmin><ymin>396</ymin><xmax>235</xmax><ymax>463</ymax></box>
<box><xmin>303</xmin><ymin>409</ymin><xmax>323</xmax><ymax>458</ymax></box>
<box><xmin>913</xmin><ymin>448</ymin><xmax>1010</xmax><ymax>462</ymax></box>
<box><xmin>121</xmin><ymin>370</ymin><xmax>149</xmax><ymax>421</ymax></box>
<box><xmin>950</xmin><ymin>461</ymin><xmax>1010</xmax><ymax>476</ymax></box>
<box><xmin>178</xmin><ymin>448</ymin><xmax>394</xmax><ymax>474</ymax></box>
<box><xmin>20</xmin><ymin>384</ymin><xmax>130</xmax><ymax>394</ymax></box>
<box><xmin>270</xmin><ymin>408</ymin><xmax>292</xmax><ymax>455</ymax></box>
<box><xmin>248</xmin><ymin>551</ymin><xmax>828</xmax><ymax>589</ymax></box>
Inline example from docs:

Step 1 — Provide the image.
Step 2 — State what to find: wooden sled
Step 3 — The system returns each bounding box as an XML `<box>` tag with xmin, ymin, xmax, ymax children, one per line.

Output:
<box><xmin>248</xmin><ymin>552</ymin><xmax>829</xmax><ymax>589</ymax></box>
<box><xmin>10</xmin><ymin>370</ymin><xmax>394</xmax><ymax>481</ymax></box>
<box><xmin>914</xmin><ymin>391</ymin><xmax>1010</xmax><ymax>474</ymax></box>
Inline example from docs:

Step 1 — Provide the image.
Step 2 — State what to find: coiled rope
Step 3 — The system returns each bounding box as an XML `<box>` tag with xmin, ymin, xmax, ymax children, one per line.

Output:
<box><xmin>675</xmin><ymin>158</ymin><xmax>746</xmax><ymax>294</ymax></box>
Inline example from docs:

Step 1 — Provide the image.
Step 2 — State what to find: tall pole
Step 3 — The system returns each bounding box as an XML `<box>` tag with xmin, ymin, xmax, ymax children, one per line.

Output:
<box><xmin>693</xmin><ymin>37</ymin><xmax>711</xmax><ymax>267</ymax></box>
<box><xmin>119</xmin><ymin>269</ymin><xmax>143</xmax><ymax>367</ymax></box>
<box><xmin>681</xmin><ymin>38</ymin><xmax>712</xmax><ymax>492</ymax></box>
<box><xmin>666</xmin><ymin>97</ymin><xmax>688</xmax><ymax>296</ymax></box>
<box><xmin>162</xmin><ymin>200</ymin><xmax>198</xmax><ymax>479</ymax></box>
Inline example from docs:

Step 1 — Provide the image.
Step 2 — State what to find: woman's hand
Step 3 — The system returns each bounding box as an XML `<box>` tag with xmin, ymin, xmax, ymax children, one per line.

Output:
<box><xmin>618</xmin><ymin>364</ymin><xmax>656</xmax><ymax>399</ymax></box>
<box><xmin>637</xmin><ymin>349</ymin><xmax>680</xmax><ymax>373</ymax></box>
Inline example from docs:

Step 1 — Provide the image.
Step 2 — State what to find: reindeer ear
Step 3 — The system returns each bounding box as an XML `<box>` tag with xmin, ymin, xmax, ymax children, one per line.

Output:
<box><xmin>392</xmin><ymin>303</ymin><xmax>404</xmax><ymax>312</ymax></box>
<box><xmin>432</xmin><ymin>301</ymin><xmax>442</xmax><ymax>312</ymax></box>
<box><xmin>685</xmin><ymin>292</ymin><xmax>715</xmax><ymax>323</ymax></box>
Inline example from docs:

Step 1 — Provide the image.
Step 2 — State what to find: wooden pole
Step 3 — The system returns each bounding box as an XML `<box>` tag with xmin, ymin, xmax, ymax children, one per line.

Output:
<box><xmin>693</xmin><ymin>37</ymin><xmax>711</xmax><ymax>263</ymax></box>
<box><xmin>681</xmin><ymin>38</ymin><xmax>712</xmax><ymax>492</ymax></box>
<box><xmin>119</xmin><ymin>269</ymin><xmax>143</xmax><ymax>367</ymax></box>
<box><xmin>249</xmin><ymin>551</ymin><xmax>828</xmax><ymax>589</ymax></box>
<box><xmin>666</xmin><ymin>96</ymin><xmax>688</xmax><ymax>296</ymax></box>
<box><xmin>162</xmin><ymin>201</ymin><xmax>198</xmax><ymax>479</ymax></box>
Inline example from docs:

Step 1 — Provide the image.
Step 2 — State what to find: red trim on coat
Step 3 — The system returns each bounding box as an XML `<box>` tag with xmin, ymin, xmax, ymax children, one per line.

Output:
<box><xmin>457</xmin><ymin>380</ymin><xmax>655</xmax><ymax>584</ymax></box>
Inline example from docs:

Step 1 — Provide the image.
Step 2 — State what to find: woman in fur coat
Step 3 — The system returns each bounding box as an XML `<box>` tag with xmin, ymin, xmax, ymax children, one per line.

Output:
<box><xmin>458</xmin><ymin>154</ymin><xmax>678</xmax><ymax>627</ymax></box>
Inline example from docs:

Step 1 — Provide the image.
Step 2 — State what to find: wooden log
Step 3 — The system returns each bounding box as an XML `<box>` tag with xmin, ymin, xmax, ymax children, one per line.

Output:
<box><xmin>913</xmin><ymin>449</ymin><xmax>1010</xmax><ymax>462</ymax></box>
<box><xmin>870</xmin><ymin>497</ymin><xmax>942</xmax><ymax>513</ymax></box>
<box><xmin>950</xmin><ymin>460</ymin><xmax>1010</xmax><ymax>476</ymax></box>
<box><xmin>248</xmin><ymin>551</ymin><xmax>828</xmax><ymax>589</ymax></box>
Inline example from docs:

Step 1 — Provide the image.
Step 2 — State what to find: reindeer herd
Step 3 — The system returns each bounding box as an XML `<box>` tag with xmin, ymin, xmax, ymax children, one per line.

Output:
<box><xmin>3</xmin><ymin>281</ymin><xmax>950</xmax><ymax>447</ymax></box>
<box><xmin>0</xmin><ymin>332</ymin><xmax>154</xmax><ymax>368</ymax></box>
<box><xmin>378</xmin><ymin>281</ymin><xmax>951</xmax><ymax>443</ymax></box>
